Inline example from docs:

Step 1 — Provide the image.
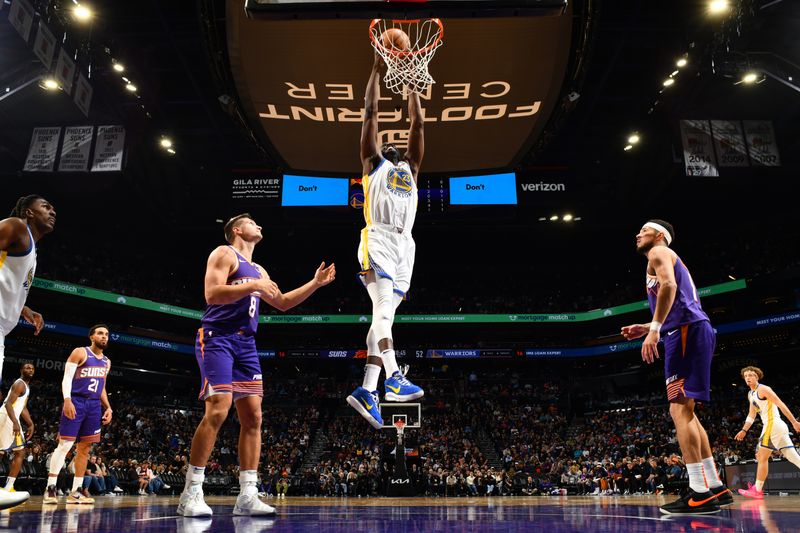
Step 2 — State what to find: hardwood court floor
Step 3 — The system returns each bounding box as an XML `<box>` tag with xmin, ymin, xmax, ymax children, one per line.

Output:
<box><xmin>4</xmin><ymin>494</ymin><xmax>799</xmax><ymax>532</ymax></box>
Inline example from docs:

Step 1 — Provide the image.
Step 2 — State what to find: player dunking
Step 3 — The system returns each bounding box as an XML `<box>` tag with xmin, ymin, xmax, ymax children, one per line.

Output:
<box><xmin>177</xmin><ymin>214</ymin><xmax>335</xmax><ymax>517</ymax></box>
<box><xmin>621</xmin><ymin>220</ymin><xmax>732</xmax><ymax>514</ymax></box>
<box><xmin>735</xmin><ymin>366</ymin><xmax>800</xmax><ymax>498</ymax></box>
<box><xmin>44</xmin><ymin>324</ymin><xmax>113</xmax><ymax>504</ymax></box>
<box><xmin>347</xmin><ymin>54</ymin><xmax>425</xmax><ymax>429</ymax></box>
<box><xmin>0</xmin><ymin>363</ymin><xmax>35</xmax><ymax>494</ymax></box>
<box><xmin>0</xmin><ymin>195</ymin><xmax>56</xmax><ymax>509</ymax></box>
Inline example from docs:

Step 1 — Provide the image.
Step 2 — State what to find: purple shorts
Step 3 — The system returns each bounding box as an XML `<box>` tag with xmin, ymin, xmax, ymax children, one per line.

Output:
<box><xmin>663</xmin><ymin>320</ymin><xmax>716</xmax><ymax>402</ymax></box>
<box><xmin>195</xmin><ymin>328</ymin><xmax>263</xmax><ymax>401</ymax></box>
<box><xmin>58</xmin><ymin>396</ymin><xmax>102</xmax><ymax>443</ymax></box>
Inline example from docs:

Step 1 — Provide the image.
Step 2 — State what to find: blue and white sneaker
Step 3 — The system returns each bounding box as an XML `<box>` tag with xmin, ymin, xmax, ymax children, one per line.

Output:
<box><xmin>384</xmin><ymin>371</ymin><xmax>424</xmax><ymax>402</ymax></box>
<box><xmin>347</xmin><ymin>387</ymin><xmax>383</xmax><ymax>429</ymax></box>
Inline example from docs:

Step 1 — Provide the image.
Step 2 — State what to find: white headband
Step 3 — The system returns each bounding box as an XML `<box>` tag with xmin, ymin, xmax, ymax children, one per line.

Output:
<box><xmin>643</xmin><ymin>222</ymin><xmax>673</xmax><ymax>245</ymax></box>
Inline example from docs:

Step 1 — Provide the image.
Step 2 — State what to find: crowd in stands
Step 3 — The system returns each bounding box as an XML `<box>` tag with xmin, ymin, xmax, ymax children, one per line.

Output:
<box><xmin>3</xmin><ymin>362</ymin><xmax>799</xmax><ymax>498</ymax></box>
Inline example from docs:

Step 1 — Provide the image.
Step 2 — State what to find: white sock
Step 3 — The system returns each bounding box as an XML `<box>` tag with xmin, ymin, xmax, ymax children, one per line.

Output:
<box><xmin>381</xmin><ymin>349</ymin><xmax>400</xmax><ymax>377</ymax></box>
<box><xmin>4</xmin><ymin>477</ymin><xmax>15</xmax><ymax>490</ymax></box>
<box><xmin>755</xmin><ymin>479</ymin><xmax>765</xmax><ymax>491</ymax></box>
<box><xmin>686</xmin><ymin>462</ymin><xmax>707</xmax><ymax>493</ymax></box>
<box><xmin>363</xmin><ymin>364</ymin><xmax>381</xmax><ymax>392</ymax></box>
<box><xmin>239</xmin><ymin>469</ymin><xmax>258</xmax><ymax>496</ymax></box>
<box><xmin>701</xmin><ymin>457</ymin><xmax>723</xmax><ymax>488</ymax></box>
<box><xmin>782</xmin><ymin>446</ymin><xmax>800</xmax><ymax>469</ymax></box>
<box><xmin>47</xmin><ymin>476</ymin><xmax>58</xmax><ymax>488</ymax></box>
<box><xmin>184</xmin><ymin>464</ymin><xmax>205</xmax><ymax>492</ymax></box>
<box><xmin>72</xmin><ymin>477</ymin><xmax>83</xmax><ymax>492</ymax></box>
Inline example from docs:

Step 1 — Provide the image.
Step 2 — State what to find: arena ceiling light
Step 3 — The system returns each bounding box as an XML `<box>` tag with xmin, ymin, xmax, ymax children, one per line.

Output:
<box><xmin>662</xmin><ymin>78</ymin><xmax>675</xmax><ymax>87</ymax></box>
<box><xmin>125</xmin><ymin>83</ymin><xmax>137</xmax><ymax>92</ymax></box>
<box><xmin>736</xmin><ymin>71</ymin><xmax>765</xmax><ymax>85</ymax></box>
<box><xmin>549</xmin><ymin>215</ymin><xmax>559</xmax><ymax>221</ymax></box>
<box><xmin>160</xmin><ymin>138</ymin><xmax>173</xmax><ymax>149</ymax></box>
<box><xmin>40</xmin><ymin>78</ymin><xmax>59</xmax><ymax>91</ymax></box>
<box><xmin>112</xmin><ymin>61</ymin><xmax>125</xmax><ymax>73</ymax></box>
<box><xmin>708</xmin><ymin>0</ymin><xmax>730</xmax><ymax>15</ymax></box>
<box><xmin>562</xmin><ymin>214</ymin><xmax>573</xmax><ymax>222</ymax></box>
<box><xmin>166</xmin><ymin>148</ymin><xmax>176</xmax><ymax>155</ymax></box>
<box><xmin>623</xmin><ymin>144</ymin><xmax>633</xmax><ymax>151</ymax></box>
<box><xmin>72</xmin><ymin>3</ymin><xmax>93</xmax><ymax>22</ymax></box>
<box><xmin>676</xmin><ymin>57</ymin><xmax>688</xmax><ymax>68</ymax></box>
<box><xmin>627</xmin><ymin>133</ymin><xmax>640</xmax><ymax>145</ymax></box>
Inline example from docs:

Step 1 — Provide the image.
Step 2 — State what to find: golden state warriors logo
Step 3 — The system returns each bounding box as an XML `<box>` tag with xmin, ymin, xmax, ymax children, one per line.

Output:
<box><xmin>386</xmin><ymin>166</ymin><xmax>413</xmax><ymax>198</ymax></box>
<box><xmin>23</xmin><ymin>267</ymin><xmax>34</xmax><ymax>292</ymax></box>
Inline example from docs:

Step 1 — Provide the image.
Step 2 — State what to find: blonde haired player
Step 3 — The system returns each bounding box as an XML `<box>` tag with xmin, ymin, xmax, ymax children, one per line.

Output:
<box><xmin>347</xmin><ymin>50</ymin><xmax>425</xmax><ymax>428</ymax></box>
<box><xmin>735</xmin><ymin>366</ymin><xmax>800</xmax><ymax>498</ymax></box>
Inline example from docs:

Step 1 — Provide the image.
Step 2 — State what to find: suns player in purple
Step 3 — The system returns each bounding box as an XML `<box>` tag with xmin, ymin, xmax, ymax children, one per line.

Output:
<box><xmin>178</xmin><ymin>213</ymin><xmax>335</xmax><ymax>517</ymax></box>
<box><xmin>621</xmin><ymin>220</ymin><xmax>732</xmax><ymax>514</ymax></box>
<box><xmin>43</xmin><ymin>324</ymin><xmax>113</xmax><ymax>505</ymax></box>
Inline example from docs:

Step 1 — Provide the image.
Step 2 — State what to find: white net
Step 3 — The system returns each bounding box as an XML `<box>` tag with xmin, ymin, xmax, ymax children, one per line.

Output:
<box><xmin>369</xmin><ymin>19</ymin><xmax>444</xmax><ymax>95</ymax></box>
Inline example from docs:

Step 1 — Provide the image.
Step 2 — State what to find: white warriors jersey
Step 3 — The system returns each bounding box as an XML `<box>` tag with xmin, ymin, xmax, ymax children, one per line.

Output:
<box><xmin>362</xmin><ymin>159</ymin><xmax>418</xmax><ymax>233</ymax></box>
<box><xmin>749</xmin><ymin>385</ymin><xmax>789</xmax><ymax>435</ymax></box>
<box><xmin>0</xmin><ymin>379</ymin><xmax>29</xmax><ymax>423</ymax></box>
<box><xmin>0</xmin><ymin>225</ymin><xmax>36</xmax><ymax>335</ymax></box>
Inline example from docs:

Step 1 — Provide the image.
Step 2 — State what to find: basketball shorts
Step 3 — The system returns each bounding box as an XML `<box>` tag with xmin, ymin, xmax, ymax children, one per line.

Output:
<box><xmin>0</xmin><ymin>414</ymin><xmax>26</xmax><ymax>451</ymax></box>
<box><xmin>58</xmin><ymin>396</ymin><xmax>103</xmax><ymax>443</ymax></box>
<box><xmin>195</xmin><ymin>328</ymin><xmax>263</xmax><ymax>401</ymax></box>
<box><xmin>663</xmin><ymin>320</ymin><xmax>716</xmax><ymax>402</ymax></box>
<box><xmin>357</xmin><ymin>224</ymin><xmax>416</xmax><ymax>297</ymax></box>
<box><xmin>758</xmin><ymin>421</ymin><xmax>792</xmax><ymax>452</ymax></box>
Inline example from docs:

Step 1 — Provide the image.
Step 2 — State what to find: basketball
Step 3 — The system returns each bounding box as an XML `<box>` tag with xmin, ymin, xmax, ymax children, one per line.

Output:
<box><xmin>381</xmin><ymin>28</ymin><xmax>410</xmax><ymax>51</ymax></box>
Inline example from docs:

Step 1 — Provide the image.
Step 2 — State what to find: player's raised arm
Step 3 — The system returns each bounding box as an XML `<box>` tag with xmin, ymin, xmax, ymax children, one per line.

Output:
<box><xmin>405</xmin><ymin>90</ymin><xmax>424</xmax><ymax>178</ymax></box>
<box><xmin>256</xmin><ymin>262</ymin><xmax>335</xmax><ymax>312</ymax></box>
<box><xmin>361</xmin><ymin>56</ymin><xmax>383</xmax><ymax>174</ymax></box>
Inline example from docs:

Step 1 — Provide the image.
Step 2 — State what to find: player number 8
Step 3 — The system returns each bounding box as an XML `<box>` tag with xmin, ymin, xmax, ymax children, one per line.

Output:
<box><xmin>248</xmin><ymin>295</ymin><xmax>257</xmax><ymax>318</ymax></box>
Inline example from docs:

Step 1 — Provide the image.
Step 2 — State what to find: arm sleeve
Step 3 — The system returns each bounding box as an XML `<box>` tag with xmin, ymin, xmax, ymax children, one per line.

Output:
<box><xmin>62</xmin><ymin>362</ymin><xmax>78</xmax><ymax>399</ymax></box>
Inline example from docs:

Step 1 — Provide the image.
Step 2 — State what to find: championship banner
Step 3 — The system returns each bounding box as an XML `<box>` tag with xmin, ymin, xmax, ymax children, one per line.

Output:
<box><xmin>33</xmin><ymin>20</ymin><xmax>57</xmax><ymax>69</ymax></box>
<box><xmin>8</xmin><ymin>0</ymin><xmax>35</xmax><ymax>43</ymax></box>
<box><xmin>710</xmin><ymin>120</ymin><xmax>748</xmax><ymax>167</ymax></box>
<box><xmin>73</xmin><ymin>73</ymin><xmax>93</xmax><ymax>117</ymax></box>
<box><xmin>679</xmin><ymin>120</ymin><xmax>718</xmax><ymax>177</ymax></box>
<box><xmin>55</xmin><ymin>48</ymin><xmax>76</xmax><ymax>95</ymax></box>
<box><xmin>743</xmin><ymin>120</ymin><xmax>781</xmax><ymax>167</ymax></box>
<box><xmin>58</xmin><ymin>125</ymin><xmax>94</xmax><ymax>172</ymax></box>
<box><xmin>91</xmin><ymin>125</ymin><xmax>126</xmax><ymax>171</ymax></box>
<box><xmin>23</xmin><ymin>126</ymin><xmax>61</xmax><ymax>172</ymax></box>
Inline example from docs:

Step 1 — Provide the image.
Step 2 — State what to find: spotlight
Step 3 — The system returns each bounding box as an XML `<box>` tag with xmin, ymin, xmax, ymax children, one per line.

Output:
<box><xmin>563</xmin><ymin>214</ymin><xmax>573</xmax><ymax>222</ymax></box>
<box><xmin>538</xmin><ymin>217</ymin><xmax>546</xmax><ymax>222</ymax></box>
<box><xmin>112</xmin><ymin>62</ymin><xmax>125</xmax><ymax>73</ymax></box>
<box><xmin>166</xmin><ymin>148</ymin><xmax>176</xmax><ymax>155</ymax></box>
<box><xmin>676</xmin><ymin>58</ymin><xmax>688</xmax><ymax>68</ymax></box>
<box><xmin>73</xmin><ymin>4</ymin><xmax>93</xmax><ymax>21</ymax></box>
<box><xmin>40</xmin><ymin>78</ymin><xmax>59</xmax><ymax>91</ymax></box>
<box><xmin>663</xmin><ymin>78</ymin><xmax>675</xmax><ymax>87</ymax></box>
<box><xmin>125</xmin><ymin>83</ymin><xmax>137</xmax><ymax>92</ymax></box>
<box><xmin>549</xmin><ymin>215</ymin><xmax>558</xmax><ymax>221</ymax></box>
<box><xmin>708</xmin><ymin>0</ymin><xmax>729</xmax><ymax>14</ymax></box>
<box><xmin>741</xmin><ymin>72</ymin><xmax>758</xmax><ymax>84</ymax></box>
<box><xmin>628</xmin><ymin>134</ymin><xmax>640</xmax><ymax>145</ymax></box>
<box><xmin>624</xmin><ymin>144</ymin><xmax>633</xmax><ymax>151</ymax></box>
<box><xmin>160</xmin><ymin>138</ymin><xmax>173</xmax><ymax>148</ymax></box>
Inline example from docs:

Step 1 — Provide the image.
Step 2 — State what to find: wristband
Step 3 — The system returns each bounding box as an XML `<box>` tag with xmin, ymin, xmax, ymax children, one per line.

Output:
<box><xmin>649</xmin><ymin>321</ymin><xmax>663</xmax><ymax>333</ymax></box>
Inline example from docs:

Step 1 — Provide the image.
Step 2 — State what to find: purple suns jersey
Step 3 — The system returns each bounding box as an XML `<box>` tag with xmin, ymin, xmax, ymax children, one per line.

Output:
<box><xmin>646</xmin><ymin>254</ymin><xmax>710</xmax><ymax>332</ymax></box>
<box><xmin>201</xmin><ymin>246</ymin><xmax>262</xmax><ymax>335</ymax></box>
<box><xmin>73</xmin><ymin>348</ymin><xmax>110</xmax><ymax>400</ymax></box>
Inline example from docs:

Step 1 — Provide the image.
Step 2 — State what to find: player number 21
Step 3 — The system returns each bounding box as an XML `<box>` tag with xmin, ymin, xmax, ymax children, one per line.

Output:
<box><xmin>248</xmin><ymin>295</ymin><xmax>257</xmax><ymax>318</ymax></box>
<box><xmin>88</xmin><ymin>379</ymin><xmax>99</xmax><ymax>393</ymax></box>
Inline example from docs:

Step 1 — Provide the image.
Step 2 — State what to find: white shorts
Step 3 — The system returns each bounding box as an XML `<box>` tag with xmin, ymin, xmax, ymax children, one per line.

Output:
<box><xmin>357</xmin><ymin>225</ymin><xmax>416</xmax><ymax>297</ymax></box>
<box><xmin>0</xmin><ymin>415</ymin><xmax>25</xmax><ymax>451</ymax></box>
<box><xmin>758</xmin><ymin>425</ymin><xmax>793</xmax><ymax>452</ymax></box>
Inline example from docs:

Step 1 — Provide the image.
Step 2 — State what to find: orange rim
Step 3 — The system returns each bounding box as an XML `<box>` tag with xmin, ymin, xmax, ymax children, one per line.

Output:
<box><xmin>369</xmin><ymin>18</ymin><xmax>444</xmax><ymax>58</ymax></box>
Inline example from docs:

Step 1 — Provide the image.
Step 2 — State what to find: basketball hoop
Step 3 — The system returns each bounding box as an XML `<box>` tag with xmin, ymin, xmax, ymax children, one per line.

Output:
<box><xmin>393</xmin><ymin>418</ymin><xmax>407</xmax><ymax>435</ymax></box>
<box><xmin>369</xmin><ymin>18</ymin><xmax>444</xmax><ymax>95</ymax></box>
